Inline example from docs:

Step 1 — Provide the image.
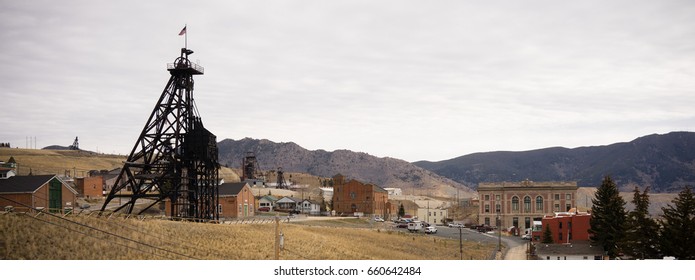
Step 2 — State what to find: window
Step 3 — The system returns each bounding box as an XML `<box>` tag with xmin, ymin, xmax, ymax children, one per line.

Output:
<box><xmin>434</xmin><ymin>212</ymin><xmax>437</xmax><ymax>216</ymax></box>
<box><xmin>512</xmin><ymin>217</ymin><xmax>519</xmax><ymax>228</ymax></box>
<box><xmin>525</xmin><ymin>217</ymin><xmax>531</xmax><ymax>228</ymax></box>
<box><xmin>484</xmin><ymin>204</ymin><xmax>490</xmax><ymax>213</ymax></box>
<box><xmin>559</xmin><ymin>222</ymin><xmax>562</xmax><ymax>229</ymax></box>
<box><xmin>554</xmin><ymin>204</ymin><xmax>560</xmax><ymax>212</ymax></box>
<box><xmin>566</xmin><ymin>193</ymin><xmax>572</xmax><ymax>200</ymax></box>
<box><xmin>512</xmin><ymin>196</ymin><xmax>519</xmax><ymax>211</ymax></box>
<box><xmin>495</xmin><ymin>204</ymin><xmax>501</xmax><ymax>213</ymax></box>
<box><xmin>536</xmin><ymin>196</ymin><xmax>543</xmax><ymax>212</ymax></box>
<box><xmin>559</xmin><ymin>232</ymin><xmax>563</xmax><ymax>241</ymax></box>
<box><xmin>495</xmin><ymin>195</ymin><xmax>500</xmax><ymax>201</ymax></box>
<box><xmin>566</xmin><ymin>203</ymin><xmax>572</xmax><ymax>211</ymax></box>
<box><xmin>428</xmin><ymin>212</ymin><xmax>431</xmax><ymax>216</ymax></box>
<box><xmin>554</xmin><ymin>194</ymin><xmax>560</xmax><ymax>200</ymax></box>
<box><xmin>484</xmin><ymin>217</ymin><xmax>490</xmax><ymax>225</ymax></box>
<box><xmin>568</xmin><ymin>222</ymin><xmax>572</xmax><ymax>229</ymax></box>
<box><xmin>524</xmin><ymin>196</ymin><xmax>531</xmax><ymax>212</ymax></box>
<box><xmin>484</xmin><ymin>195</ymin><xmax>490</xmax><ymax>201</ymax></box>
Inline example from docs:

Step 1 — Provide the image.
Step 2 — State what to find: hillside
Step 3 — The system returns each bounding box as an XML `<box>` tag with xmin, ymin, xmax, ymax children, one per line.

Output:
<box><xmin>217</xmin><ymin>138</ymin><xmax>474</xmax><ymax>197</ymax></box>
<box><xmin>0</xmin><ymin>148</ymin><xmax>125</xmax><ymax>176</ymax></box>
<box><xmin>0</xmin><ymin>148</ymin><xmax>242</xmax><ymax>183</ymax></box>
<box><xmin>0</xmin><ymin>213</ymin><xmax>494</xmax><ymax>260</ymax></box>
<box><xmin>414</xmin><ymin>132</ymin><xmax>695</xmax><ymax>192</ymax></box>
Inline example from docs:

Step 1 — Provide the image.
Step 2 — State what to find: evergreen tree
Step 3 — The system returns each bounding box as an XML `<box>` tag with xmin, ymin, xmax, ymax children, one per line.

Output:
<box><xmin>659</xmin><ymin>186</ymin><xmax>695</xmax><ymax>260</ymax></box>
<box><xmin>541</xmin><ymin>224</ymin><xmax>554</xmax><ymax>244</ymax></box>
<box><xmin>589</xmin><ymin>175</ymin><xmax>627</xmax><ymax>259</ymax></box>
<box><xmin>623</xmin><ymin>186</ymin><xmax>660</xmax><ymax>259</ymax></box>
<box><xmin>398</xmin><ymin>204</ymin><xmax>405</xmax><ymax>218</ymax></box>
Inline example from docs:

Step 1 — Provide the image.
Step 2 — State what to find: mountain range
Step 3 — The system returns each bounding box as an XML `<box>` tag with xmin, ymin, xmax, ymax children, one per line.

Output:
<box><xmin>414</xmin><ymin>132</ymin><xmax>695</xmax><ymax>193</ymax></box>
<box><xmin>217</xmin><ymin>132</ymin><xmax>694</xmax><ymax>195</ymax></box>
<box><xmin>217</xmin><ymin>138</ymin><xmax>473</xmax><ymax>197</ymax></box>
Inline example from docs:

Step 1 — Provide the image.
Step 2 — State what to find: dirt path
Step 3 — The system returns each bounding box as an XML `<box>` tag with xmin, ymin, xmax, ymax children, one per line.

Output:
<box><xmin>505</xmin><ymin>243</ymin><xmax>528</xmax><ymax>260</ymax></box>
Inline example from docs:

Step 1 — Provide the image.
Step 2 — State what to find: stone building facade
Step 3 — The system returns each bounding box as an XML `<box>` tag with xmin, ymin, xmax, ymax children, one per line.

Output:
<box><xmin>477</xmin><ymin>180</ymin><xmax>578</xmax><ymax>232</ymax></box>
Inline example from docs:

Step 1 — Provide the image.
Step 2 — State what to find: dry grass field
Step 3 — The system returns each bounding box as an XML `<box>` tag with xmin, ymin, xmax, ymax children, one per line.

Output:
<box><xmin>0</xmin><ymin>148</ymin><xmax>242</xmax><ymax>182</ymax></box>
<box><xmin>0</xmin><ymin>213</ymin><xmax>494</xmax><ymax>260</ymax></box>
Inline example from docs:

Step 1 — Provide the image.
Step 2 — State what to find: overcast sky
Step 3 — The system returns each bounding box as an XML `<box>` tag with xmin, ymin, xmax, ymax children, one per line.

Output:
<box><xmin>1</xmin><ymin>0</ymin><xmax>694</xmax><ymax>162</ymax></box>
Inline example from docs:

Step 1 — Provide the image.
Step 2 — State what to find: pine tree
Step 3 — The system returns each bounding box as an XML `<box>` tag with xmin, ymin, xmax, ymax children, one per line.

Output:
<box><xmin>541</xmin><ymin>224</ymin><xmax>554</xmax><ymax>244</ymax></box>
<box><xmin>659</xmin><ymin>186</ymin><xmax>695</xmax><ymax>260</ymax></box>
<box><xmin>589</xmin><ymin>175</ymin><xmax>627</xmax><ymax>259</ymax></box>
<box><xmin>398</xmin><ymin>204</ymin><xmax>405</xmax><ymax>218</ymax></box>
<box><xmin>623</xmin><ymin>186</ymin><xmax>660</xmax><ymax>259</ymax></box>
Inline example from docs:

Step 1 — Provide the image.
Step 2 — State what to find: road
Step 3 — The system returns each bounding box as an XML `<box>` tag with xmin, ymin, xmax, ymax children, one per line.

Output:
<box><xmin>391</xmin><ymin>224</ymin><xmax>529</xmax><ymax>259</ymax></box>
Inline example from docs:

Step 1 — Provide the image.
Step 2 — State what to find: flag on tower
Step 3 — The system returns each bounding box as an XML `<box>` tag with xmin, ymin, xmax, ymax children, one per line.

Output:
<box><xmin>178</xmin><ymin>26</ymin><xmax>187</xmax><ymax>36</ymax></box>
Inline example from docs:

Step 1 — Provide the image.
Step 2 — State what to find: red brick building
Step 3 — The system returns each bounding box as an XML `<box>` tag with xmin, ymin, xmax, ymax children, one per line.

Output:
<box><xmin>332</xmin><ymin>174</ymin><xmax>388</xmax><ymax>217</ymax></box>
<box><xmin>74</xmin><ymin>176</ymin><xmax>104</xmax><ymax>198</ymax></box>
<box><xmin>0</xmin><ymin>175</ymin><xmax>77</xmax><ymax>213</ymax></box>
<box><xmin>538</xmin><ymin>210</ymin><xmax>592</xmax><ymax>243</ymax></box>
<box><xmin>218</xmin><ymin>182</ymin><xmax>255</xmax><ymax>218</ymax></box>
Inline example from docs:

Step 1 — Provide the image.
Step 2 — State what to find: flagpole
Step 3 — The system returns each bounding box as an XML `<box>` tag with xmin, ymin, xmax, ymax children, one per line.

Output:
<box><xmin>185</xmin><ymin>24</ymin><xmax>187</xmax><ymax>49</ymax></box>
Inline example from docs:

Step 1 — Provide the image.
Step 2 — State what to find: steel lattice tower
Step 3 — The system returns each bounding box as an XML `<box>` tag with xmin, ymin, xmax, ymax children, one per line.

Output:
<box><xmin>101</xmin><ymin>48</ymin><xmax>219</xmax><ymax>220</ymax></box>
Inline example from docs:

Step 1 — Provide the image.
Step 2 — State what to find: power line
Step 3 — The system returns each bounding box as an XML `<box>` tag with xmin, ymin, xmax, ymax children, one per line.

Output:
<box><xmin>0</xmin><ymin>196</ymin><xmax>199</xmax><ymax>260</ymax></box>
<box><xmin>22</xmin><ymin>213</ymin><xmax>171</xmax><ymax>259</ymax></box>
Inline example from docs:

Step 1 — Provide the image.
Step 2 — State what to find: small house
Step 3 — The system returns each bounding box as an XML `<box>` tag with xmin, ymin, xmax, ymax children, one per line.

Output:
<box><xmin>0</xmin><ymin>174</ymin><xmax>77</xmax><ymax>213</ymax></box>
<box><xmin>218</xmin><ymin>182</ymin><xmax>255</xmax><ymax>218</ymax></box>
<box><xmin>301</xmin><ymin>199</ymin><xmax>321</xmax><ymax>215</ymax></box>
<box><xmin>258</xmin><ymin>195</ymin><xmax>279</xmax><ymax>211</ymax></box>
<box><xmin>275</xmin><ymin>196</ymin><xmax>302</xmax><ymax>213</ymax></box>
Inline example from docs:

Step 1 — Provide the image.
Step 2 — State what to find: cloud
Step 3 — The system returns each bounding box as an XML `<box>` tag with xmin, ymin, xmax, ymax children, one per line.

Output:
<box><xmin>1</xmin><ymin>0</ymin><xmax>694</xmax><ymax>161</ymax></box>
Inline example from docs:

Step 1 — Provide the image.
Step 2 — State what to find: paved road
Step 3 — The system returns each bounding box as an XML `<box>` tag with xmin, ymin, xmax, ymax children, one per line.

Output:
<box><xmin>391</xmin><ymin>225</ymin><xmax>529</xmax><ymax>259</ymax></box>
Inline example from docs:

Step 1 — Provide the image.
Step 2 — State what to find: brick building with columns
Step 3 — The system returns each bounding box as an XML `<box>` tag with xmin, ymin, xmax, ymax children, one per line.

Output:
<box><xmin>477</xmin><ymin>180</ymin><xmax>578</xmax><ymax>233</ymax></box>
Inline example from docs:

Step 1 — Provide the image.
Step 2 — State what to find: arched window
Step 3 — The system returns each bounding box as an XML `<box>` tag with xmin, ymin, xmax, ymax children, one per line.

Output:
<box><xmin>536</xmin><ymin>196</ymin><xmax>544</xmax><ymax>212</ymax></box>
<box><xmin>523</xmin><ymin>196</ymin><xmax>531</xmax><ymax>212</ymax></box>
<box><xmin>512</xmin><ymin>196</ymin><xmax>519</xmax><ymax>211</ymax></box>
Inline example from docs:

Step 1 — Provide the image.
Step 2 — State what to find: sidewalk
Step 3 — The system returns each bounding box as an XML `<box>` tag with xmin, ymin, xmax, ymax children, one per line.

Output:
<box><xmin>504</xmin><ymin>243</ymin><xmax>528</xmax><ymax>260</ymax></box>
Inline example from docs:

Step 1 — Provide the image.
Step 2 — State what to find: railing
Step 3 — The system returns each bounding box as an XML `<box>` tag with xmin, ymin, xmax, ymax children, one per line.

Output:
<box><xmin>166</xmin><ymin>61</ymin><xmax>204</xmax><ymax>74</ymax></box>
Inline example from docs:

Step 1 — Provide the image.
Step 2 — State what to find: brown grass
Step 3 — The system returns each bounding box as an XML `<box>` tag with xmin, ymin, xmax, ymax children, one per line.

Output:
<box><xmin>0</xmin><ymin>213</ymin><xmax>494</xmax><ymax>260</ymax></box>
<box><xmin>0</xmin><ymin>148</ymin><xmax>241</xmax><ymax>182</ymax></box>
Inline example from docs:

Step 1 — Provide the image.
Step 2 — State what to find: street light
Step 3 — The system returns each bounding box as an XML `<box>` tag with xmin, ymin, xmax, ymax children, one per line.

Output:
<box><xmin>497</xmin><ymin>204</ymin><xmax>501</xmax><ymax>253</ymax></box>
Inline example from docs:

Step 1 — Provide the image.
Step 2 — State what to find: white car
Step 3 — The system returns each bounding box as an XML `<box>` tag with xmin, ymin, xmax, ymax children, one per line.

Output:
<box><xmin>373</xmin><ymin>217</ymin><xmax>385</xmax><ymax>222</ymax></box>
<box><xmin>424</xmin><ymin>226</ymin><xmax>437</xmax><ymax>234</ymax></box>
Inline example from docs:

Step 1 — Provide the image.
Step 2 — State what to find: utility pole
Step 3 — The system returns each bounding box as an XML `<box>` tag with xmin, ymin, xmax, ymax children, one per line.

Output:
<box><xmin>275</xmin><ymin>214</ymin><xmax>280</xmax><ymax>260</ymax></box>
<box><xmin>459</xmin><ymin>227</ymin><xmax>463</xmax><ymax>260</ymax></box>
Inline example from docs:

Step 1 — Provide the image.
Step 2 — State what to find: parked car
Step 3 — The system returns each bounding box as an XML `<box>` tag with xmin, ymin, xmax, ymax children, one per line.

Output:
<box><xmin>448</xmin><ymin>223</ymin><xmax>464</xmax><ymax>228</ymax></box>
<box><xmin>521</xmin><ymin>234</ymin><xmax>532</xmax><ymax>240</ymax></box>
<box><xmin>257</xmin><ymin>207</ymin><xmax>270</xmax><ymax>212</ymax></box>
<box><xmin>396</xmin><ymin>223</ymin><xmax>408</xmax><ymax>228</ymax></box>
<box><xmin>424</xmin><ymin>226</ymin><xmax>437</xmax><ymax>234</ymax></box>
<box><xmin>373</xmin><ymin>217</ymin><xmax>385</xmax><ymax>222</ymax></box>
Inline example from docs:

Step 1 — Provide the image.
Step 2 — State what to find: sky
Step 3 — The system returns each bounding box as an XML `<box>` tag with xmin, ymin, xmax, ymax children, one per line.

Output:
<box><xmin>1</xmin><ymin>0</ymin><xmax>694</xmax><ymax>162</ymax></box>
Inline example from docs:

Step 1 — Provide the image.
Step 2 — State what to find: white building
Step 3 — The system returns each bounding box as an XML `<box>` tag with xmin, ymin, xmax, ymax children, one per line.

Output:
<box><xmin>535</xmin><ymin>243</ymin><xmax>605</xmax><ymax>260</ymax></box>
<box><xmin>301</xmin><ymin>199</ymin><xmax>321</xmax><ymax>215</ymax></box>
<box><xmin>416</xmin><ymin>208</ymin><xmax>448</xmax><ymax>225</ymax></box>
<box><xmin>384</xmin><ymin>188</ymin><xmax>402</xmax><ymax>196</ymax></box>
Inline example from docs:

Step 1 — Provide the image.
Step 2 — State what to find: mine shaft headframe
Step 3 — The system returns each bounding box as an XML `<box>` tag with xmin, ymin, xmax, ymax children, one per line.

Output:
<box><xmin>100</xmin><ymin>47</ymin><xmax>218</xmax><ymax>220</ymax></box>
<box><xmin>167</xmin><ymin>48</ymin><xmax>204</xmax><ymax>75</ymax></box>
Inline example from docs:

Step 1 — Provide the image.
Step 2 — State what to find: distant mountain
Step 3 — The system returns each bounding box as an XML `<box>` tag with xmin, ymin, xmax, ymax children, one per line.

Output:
<box><xmin>414</xmin><ymin>132</ymin><xmax>695</xmax><ymax>192</ymax></box>
<box><xmin>217</xmin><ymin>138</ymin><xmax>474</xmax><ymax>197</ymax></box>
